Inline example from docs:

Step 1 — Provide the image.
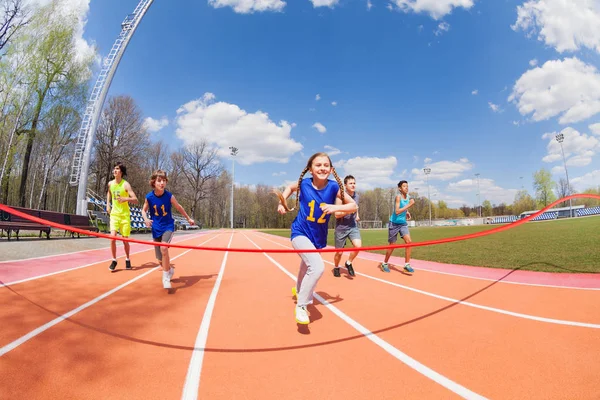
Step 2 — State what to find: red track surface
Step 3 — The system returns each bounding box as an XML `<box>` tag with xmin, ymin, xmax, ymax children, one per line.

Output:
<box><xmin>1</xmin><ymin>231</ymin><xmax>599</xmax><ymax>399</ymax></box>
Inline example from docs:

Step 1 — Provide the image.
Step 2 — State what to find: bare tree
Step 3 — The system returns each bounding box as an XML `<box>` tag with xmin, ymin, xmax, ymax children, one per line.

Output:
<box><xmin>147</xmin><ymin>140</ymin><xmax>171</xmax><ymax>171</ymax></box>
<box><xmin>180</xmin><ymin>140</ymin><xmax>222</xmax><ymax>221</ymax></box>
<box><xmin>0</xmin><ymin>0</ymin><xmax>30</xmax><ymax>58</ymax></box>
<box><xmin>555</xmin><ymin>177</ymin><xmax>575</xmax><ymax>207</ymax></box>
<box><xmin>91</xmin><ymin>95</ymin><xmax>149</xmax><ymax>194</ymax></box>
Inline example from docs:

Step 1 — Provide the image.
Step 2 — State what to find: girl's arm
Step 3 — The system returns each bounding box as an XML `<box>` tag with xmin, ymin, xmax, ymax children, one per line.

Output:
<box><xmin>321</xmin><ymin>190</ymin><xmax>357</xmax><ymax>215</ymax></box>
<box><xmin>276</xmin><ymin>181</ymin><xmax>299</xmax><ymax>214</ymax></box>
<box><xmin>171</xmin><ymin>195</ymin><xmax>194</xmax><ymax>225</ymax></box>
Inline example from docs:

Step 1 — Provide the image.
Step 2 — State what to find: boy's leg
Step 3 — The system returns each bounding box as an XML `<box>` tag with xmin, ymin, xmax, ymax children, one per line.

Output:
<box><xmin>108</xmin><ymin>215</ymin><xmax>118</xmax><ymax>271</ymax></box>
<box><xmin>120</xmin><ymin>220</ymin><xmax>132</xmax><ymax>269</ymax></box>
<box><xmin>400</xmin><ymin>226</ymin><xmax>414</xmax><ymax>273</ymax></box>
<box><xmin>381</xmin><ymin>223</ymin><xmax>399</xmax><ymax>272</ymax></box>
<box><xmin>332</xmin><ymin>227</ymin><xmax>345</xmax><ymax>276</ymax></box>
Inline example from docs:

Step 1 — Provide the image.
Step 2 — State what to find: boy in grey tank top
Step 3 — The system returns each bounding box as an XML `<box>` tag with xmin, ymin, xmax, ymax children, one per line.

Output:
<box><xmin>333</xmin><ymin>175</ymin><xmax>361</xmax><ymax>277</ymax></box>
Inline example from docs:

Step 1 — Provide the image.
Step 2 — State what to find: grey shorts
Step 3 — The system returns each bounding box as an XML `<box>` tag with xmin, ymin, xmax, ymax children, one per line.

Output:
<box><xmin>388</xmin><ymin>222</ymin><xmax>409</xmax><ymax>243</ymax></box>
<box><xmin>154</xmin><ymin>230</ymin><xmax>174</xmax><ymax>260</ymax></box>
<box><xmin>335</xmin><ymin>226</ymin><xmax>361</xmax><ymax>248</ymax></box>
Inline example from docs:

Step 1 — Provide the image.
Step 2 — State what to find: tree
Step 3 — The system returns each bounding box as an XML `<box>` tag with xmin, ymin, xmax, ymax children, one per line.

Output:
<box><xmin>555</xmin><ymin>177</ymin><xmax>574</xmax><ymax>207</ymax></box>
<box><xmin>512</xmin><ymin>189</ymin><xmax>537</xmax><ymax>216</ymax></box>
<box><xmin>16</xmin><ymin>4</ymin><xmax>94</xmax><ymax>206</ymax></box>
<box><xmin>532</xmin><ymin>168</ymin><xmax>556</xmax><ymax>208</ymax></box>
<box><xmin>0</xmin><ymin>0</ymin><xmax>29</xmax><ymax>58</ymax></box>
<box><xmin>482</xmin><ymin>200</ymin><xmax>493</xmax><ymax>216</ymax></box>
<box><xmin>180</xmin><ymin>140</ymin><xmax>223</xmax><ymax>222</ymax></box>
<box><xmin>91</xmin><ymin>95</ymin><xmax>149</xmax><ymax>195</ymax></box>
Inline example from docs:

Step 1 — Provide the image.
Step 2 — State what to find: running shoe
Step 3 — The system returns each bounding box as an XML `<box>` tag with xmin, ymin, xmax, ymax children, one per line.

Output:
<box><xmin>295</xmin><ymin>306</ymin><xmax>310</xmax><ymax>324</ymax></box>
<box><xmin>168</xmin><ymin>267</ymin><xmax>175</xmax><ymax>280</ymax></box>
<box><xmin>108</xmin><ymin>260</ymin><xmax>117</xmax><ymax>271</ymax></box>
<box><xmin>125</xmin><ymin>259</ymin><xmax>132</xmax><ymax>270</ymax></box>
<box><xmin>162</xmin><ymin>271</ymin><xmax>172</xmax><ymax>289</ymax></box>
<box><xmin>345</xmin><ymin>261</ymin><xmax>356</xmax><ymax>277</ymax></box>
<box><xmin>380</xmin><ymin>262</ymin><xmax>390</xmax><ymax>273</ymax></box>
<box><xmin>404</xmin><ymin>263</ymin><xmax>414</xmax><ymax>273</ymax></box>
<box><xmin>333</xmin><ymin>267</ymin><xmax>341</xmax><ymax>277</ymax></box>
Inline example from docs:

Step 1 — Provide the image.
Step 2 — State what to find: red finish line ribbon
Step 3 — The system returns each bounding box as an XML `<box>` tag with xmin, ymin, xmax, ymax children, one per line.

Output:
<box><xmin>0</xmin><ymin>194</ymin><xmax>598</xmax><ymax>253</ymax></box>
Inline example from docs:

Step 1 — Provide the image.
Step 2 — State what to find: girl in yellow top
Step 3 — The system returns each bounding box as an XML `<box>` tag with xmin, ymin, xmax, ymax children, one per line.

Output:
<box><xmin>107</xmin><ymin>162</ymin><xmax>138</xmax><ymax>271</ymax></box>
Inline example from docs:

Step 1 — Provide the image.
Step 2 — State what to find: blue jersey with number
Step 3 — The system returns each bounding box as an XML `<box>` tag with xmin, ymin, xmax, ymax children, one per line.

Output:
<box><xmin>146</xmin><ymin>190</ymin><xmax>174</xmax><ymax>238</ymax></box>
<box><xmin>291</xmin><ymin>178</ymin><xmax>340</xmax><ymax>249</ymax></box>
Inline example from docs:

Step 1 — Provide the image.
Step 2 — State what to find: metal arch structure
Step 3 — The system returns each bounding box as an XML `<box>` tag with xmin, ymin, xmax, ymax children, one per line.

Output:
<box><xmin>70</xmin><ymin>0</ymin><xmax>154</xmax><ymax>215</ymax></box>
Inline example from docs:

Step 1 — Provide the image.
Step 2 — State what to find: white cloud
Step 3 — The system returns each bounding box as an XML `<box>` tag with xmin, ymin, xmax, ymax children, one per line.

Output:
<box><xmin>389</xmin><ymin>0</ymin><xmax>475</xmax><ymax>20</ymax></box>
<box><xmin>310</xmin><ymin>0</ymin><xmax>340</xmax><ymax>7</ymax></box>
<box><xmin>488</xmin><ymin>102</ymin><xmax>502</xmax><ymax>113</ymax></box>
<box><xmin>331</xmin><ymin>101</ymin><xmax>337</xmax><ymax>106</ymax></box>
<box><xmin>175</xmin><ymin>93</ymin><xmax>302</xmax><ymax>165</ymax></box>
<box><xmin>512</xmin><ymin>0</ymin><xmax>600</xmax><ymax>54</ymax></box>
<box><xmin>315</xmin><ymin>94</ymin><xmax>321</xmax><ymax>101</ymax></box>
<box><xmin>590</xmin><ymin>123</ymin><xmax>600</xmax><ymax>135</ymax></box>
<box><xmin>336</xmin><ymin>156</ymin><xmax>398</xmax><ymax>189</ymax></box>
<box><xmin>424</xmin><ymin>157</ymin><xmax>432</xmax><ymax>163</ymax></box>
<box><xmin>272</xmin><ymin>171</ymin><xmax>287</xmax><ymax>176</ymax></box>
<box><xmin>471</xmin><ymin>89</ymin><xmax>478</xmax><ymax>95</ymax></box>
<box><xmin>24</xmin><ymin>0</ymin><xmax>96</xmax><ymax>64</ymax></box>
<box><xmin>208</xmin><ymin>0</ymin><xmax>286</xmax><ymax>13</ymax></box>
<box><xmin>143</xmin><ymin>117</ymin><xmax>169</xmax><ymax>133</ymax></box>
<box><xmin>312</xmin><ymin>122</ymin><xmax>327</xmax><ymax>134</ymax></box>
<box><xmin>449</xmin><ymin>177</ymin><xmax>518</xmax><ymax>205</ymax></box>
<box><xmin>508</xmin><ymin>57</ymin><xmax>600</xmax><ymax>124</ymax></box>
<box><xmin>412</xmin><ymin>158</ymin><xmax>473</xmax><ymax>181</ymax></box>
<box><xmin>571</xmin><ymin>169</ymin><xmax>600</xmax><ymax>190</ymax></box>
<box><xmin>541</xmin><ymin>127</ymin><xmax>600</xmax><ymax>168</ymax></box>
<box><xmin>529</xmin><ymin>59</ymin><xmax>538</xmax><ymax>67</ymax></box>
<box><xmin>324</xmin><ymin>145</ymin><xmax>341</xmax><ymax>156</ymax></box>
<box><xmin>367</xmin><ymin>0</ymin><xmax>373</xmax><ymax>10</ymax></box>
<box><xmin>434</xmin><ymin>21</ymin><xmax>450</xmax><ymax>36</ymax></box>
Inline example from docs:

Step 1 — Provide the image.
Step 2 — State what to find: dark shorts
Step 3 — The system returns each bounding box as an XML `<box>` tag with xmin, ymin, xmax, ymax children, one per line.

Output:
<box><xmin>388</xmin><ymin>222</ymin><xmax>409</xmax><ymax>243</ymax></box>
<box><xmin>335</xmin><ymin>226</ymin><xmax>361</xmax><ymax>248</ymax></box>
<box><xmin>153</xmin><ymin>230</ymin><xmax>174</xmax><ymax>260</ymax></box>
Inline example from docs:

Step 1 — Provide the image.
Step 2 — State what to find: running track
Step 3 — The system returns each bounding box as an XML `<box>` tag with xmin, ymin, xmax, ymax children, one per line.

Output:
<box><xmin>1</xmin><ymin>231</ymin><xmax>599</xmax><ymax>399</ymax></box>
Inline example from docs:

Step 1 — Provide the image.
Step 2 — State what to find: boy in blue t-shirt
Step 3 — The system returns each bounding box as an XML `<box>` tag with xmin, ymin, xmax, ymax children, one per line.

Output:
<box><xmin>380</xmin><ymin>180</ymin><xmax>415</xmax><ymax>273</ymax></box>
<box><xmin>142</xmin><ymin>170</ymin><xmax>195</xmax><ymax>290</ymax></box>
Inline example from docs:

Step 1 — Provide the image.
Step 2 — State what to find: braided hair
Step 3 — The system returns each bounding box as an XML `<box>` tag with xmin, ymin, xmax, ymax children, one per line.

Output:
<box><xmin>274</xmin><ymin>152</ymin><xmax>345</xmax><ymax>211</ymax></box>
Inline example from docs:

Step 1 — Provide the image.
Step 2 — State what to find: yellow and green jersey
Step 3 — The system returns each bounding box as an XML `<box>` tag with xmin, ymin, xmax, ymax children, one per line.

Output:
<box><xmin>109</xmin><ymin>179</ymin><xmax>130</xmax><ymax>218</ymax></box>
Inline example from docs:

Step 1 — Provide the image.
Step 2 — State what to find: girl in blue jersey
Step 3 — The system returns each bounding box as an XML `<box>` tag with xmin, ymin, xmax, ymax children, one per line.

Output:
<box><xmin>142</xmin><ymin>170</ymin><xmax>195</xmax><ymax>290</ymax></box>
<box><xmin>275</xmin><ymin>153</ymin><xmax>358</xmax><ymax>325</ymax></box>
<box><xmin>380</xmin><ymin>180</ymin><xmax>415</xmax><ymax>273</ymax></box>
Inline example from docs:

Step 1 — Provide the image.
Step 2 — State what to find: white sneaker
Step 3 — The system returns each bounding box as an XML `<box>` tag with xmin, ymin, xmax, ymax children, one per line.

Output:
<box><xmin>168</xmin><ymin>267</ymin><xmax>175</xmax><ymax>281</ymax></box>
<box><xmin>162</xmin><ymin>271</ymin><xmax>172</xmax><ymax>289</ymax></box>
<box><xmin>295</xmin><ymin>306</ymin><xmax>310</xmax><ymax>324</ymax></box>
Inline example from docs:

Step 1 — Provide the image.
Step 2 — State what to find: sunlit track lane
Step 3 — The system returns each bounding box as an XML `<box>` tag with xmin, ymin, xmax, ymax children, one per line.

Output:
<box><xmin>0</xmin><ymin>233</ymin><xmax>231</xmax><ymax>400</ymax></box>
<box><xmin>248</xmin><ymin>232</ymin><xmax>600</xmax><ymax>399</ymax></box>
<box><xmin>257</xmin><ymin>232</ymin><xmax>600</xmax><ymax>325</ymax></box>
<box><xmin>220</xmin><ymin>232</ymin><xmax>471</xmax><ymax>399</ymax></box>
<box><xmin>0</xmin><ymin>233</ymin><xmax>218</xmax><ymax>349</ymax></box>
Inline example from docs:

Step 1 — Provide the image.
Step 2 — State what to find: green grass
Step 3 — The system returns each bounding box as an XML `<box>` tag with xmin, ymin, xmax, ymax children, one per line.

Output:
<box><xmin>260</xmin><ymin>216</ymin><xmax>600</xmax><ymax>273</ymax></box>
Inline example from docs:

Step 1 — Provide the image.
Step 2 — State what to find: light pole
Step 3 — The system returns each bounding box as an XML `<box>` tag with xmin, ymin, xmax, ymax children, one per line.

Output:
<box><xmin>475</xmin><ymin>173</ymin><xmax>481</xmax><ymax>217</ymax></box>
<box><xmin>519</xmin><ymin>176</ymin><xmax>524</xmax><ymax>189</ymax></box>
<box><xmin>555</xmin><ymin>133</ymin><xmax>573</xmax><ymax>217</ymax></box>
<box><xmin>229</xmin><ymin>146</ymin><xmax>238</xmax><ymax>229</ymax></box>
<box><xmin>423</xmin><ymin>167</ymin><xmax>432</xmax><ymax>226</ymax></box>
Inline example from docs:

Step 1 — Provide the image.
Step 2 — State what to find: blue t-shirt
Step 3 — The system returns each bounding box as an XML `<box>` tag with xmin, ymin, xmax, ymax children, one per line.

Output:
<box><xmin>291</xmin><ymin>178</ymin><xmax>340</xmax><ymax>249</ymax></box>
<box><xmin>390</xmin><ymin>194</ymin><xmax>410</xmax><ymax>225</ymax></box>
<box><xmin>336</xmin><ymin>191</ymin><xmax>359</xmax><ymax>229</ymax></box>
<box><xmin>146</xmin><ymin>190</ymin><xmax>175</xmax><ymax>238</ymax></box>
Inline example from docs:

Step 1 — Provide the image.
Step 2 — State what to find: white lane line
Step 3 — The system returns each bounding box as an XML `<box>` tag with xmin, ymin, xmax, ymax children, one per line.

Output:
<box><xmin>0</xmin><ymin>235</ymin><xmax>219</xmax><ymax>357</ymax></box>
<box><xmin>1</xmin><ymin>232</ymin><xmax>217</xmax><ymax>287</ymax></box>
<box><xmin>255</xmin><ymin>232</ymin><xmax>600</xmax><ymax>291</ymax></box>
<box><xmin>242</xmin><ymin>232</ymin><xmax>486</xmax><ymax>400</ymax></box>
<box><xmin>256</xmin><ymin>234</ymin><xmax>600</xmax><ymax>329</ymax></box>
<box><xmin>181</xmin><ymin>233</ymin><xmax>234</xmax><ymax>400</ymax></box>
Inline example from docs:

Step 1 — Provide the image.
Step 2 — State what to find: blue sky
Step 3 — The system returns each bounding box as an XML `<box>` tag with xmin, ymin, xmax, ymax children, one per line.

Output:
<box><xmin>44</xmin><ymin>0</ymin><xmax>600</xmax><ymax>207</ymax></box>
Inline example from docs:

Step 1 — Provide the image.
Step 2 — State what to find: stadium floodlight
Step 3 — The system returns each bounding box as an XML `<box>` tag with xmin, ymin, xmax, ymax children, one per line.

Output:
<box><xmin>229</xmin><ymin>146</ymin><xmax>239</xmax><ymax>229</ymax></box>
<box><xmin>555</xmin><ymin>133</ymin><xmax>573</xmax><ymax>217</ymax></box>
<box><xmin>423</xmin><ymin>167</ymin><xmax>432</xmax><ymax>226</ymax></box>
<box><xmin>475</xmin><ymin>173</ymin><xmax>481</xmax><ymax>217</ymax></box>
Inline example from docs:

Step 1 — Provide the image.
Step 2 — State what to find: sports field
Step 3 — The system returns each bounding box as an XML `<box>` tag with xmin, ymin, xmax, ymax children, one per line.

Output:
<box><xmin>261</xmin><ymin>216</ymin><xmax>600</xmax><ymax>273</ymax></box>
